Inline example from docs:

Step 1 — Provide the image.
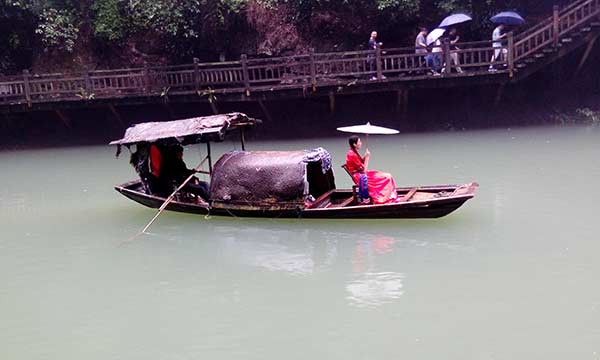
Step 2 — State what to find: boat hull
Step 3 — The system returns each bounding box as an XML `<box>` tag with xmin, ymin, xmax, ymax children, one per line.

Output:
<box><xmin>115</xmin><ymin>180</ymin><xmax>477</xmax><ymax>219</ymax></box>
<box><xmin>115</xmin><ymin>180</ymin><xmax>210</xmax><ymax>215</ymax></box>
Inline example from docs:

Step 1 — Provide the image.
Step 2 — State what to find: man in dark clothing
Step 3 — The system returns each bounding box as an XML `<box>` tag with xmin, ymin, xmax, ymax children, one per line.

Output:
<box><xmin>447</xmin><ymin>28</ymin><xmax>463</xmax><ymax>73</ymax></box>
<box><xmin>367</xmin><ymin>31</ymin><xmax>385</xmax><ymax>80</ymax></box>
<box><xmin>161</xmin><ymin>145</ymin><xmax>210</xmax><ymax>200</ymax></box>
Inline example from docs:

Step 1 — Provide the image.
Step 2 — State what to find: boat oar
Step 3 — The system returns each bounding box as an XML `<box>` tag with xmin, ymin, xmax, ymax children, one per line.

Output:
<box><xmin>131</xmin><ymin>156</ymin><xmax>210</xmax><ymax>239</ymax></box>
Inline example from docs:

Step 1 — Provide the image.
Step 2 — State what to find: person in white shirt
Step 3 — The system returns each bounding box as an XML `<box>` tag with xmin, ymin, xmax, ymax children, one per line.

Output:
<box><xmin>489</xmin><ymin>24</ymin><xmax>507</xmax><ymax>71</ymax></box>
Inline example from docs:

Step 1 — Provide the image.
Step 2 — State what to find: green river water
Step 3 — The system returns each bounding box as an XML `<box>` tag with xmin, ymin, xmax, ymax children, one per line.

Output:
<box><xmin>1</xmin><ymin>125</ymin><xmax>599</xmax><ymax>359</ymax></box>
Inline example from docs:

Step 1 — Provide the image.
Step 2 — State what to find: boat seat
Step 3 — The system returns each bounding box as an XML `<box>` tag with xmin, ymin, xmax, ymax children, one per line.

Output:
<box><xmin>341</xmin><ymin>164</ymin><xmax>359</xmax><ymax>201</ymax></box>
<box><xmin>399</xmin><ymin>187</ymin><xmax>418</xmax><ymax>202</ymax></box>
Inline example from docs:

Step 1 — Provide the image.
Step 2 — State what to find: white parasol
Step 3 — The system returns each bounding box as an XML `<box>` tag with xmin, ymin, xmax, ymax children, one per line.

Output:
<box><xmin>337</xmin><ymin>122</ymin><xmax>399</xmax><ymax>148</ymax></box>
<box><xmin>426</xmin><ymin>28</ymin><xmax>447</xmax><ymax>46</ymax></box>
<box><xmin>337</xmin><ymin>122</ymin><xmax>400</xmax><ymax>135</ymax></box>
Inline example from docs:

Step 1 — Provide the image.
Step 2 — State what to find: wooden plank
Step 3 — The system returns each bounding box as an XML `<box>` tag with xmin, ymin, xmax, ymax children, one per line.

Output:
<box><xmin>400</xmin><ymin>188</ymin><xmax>418</xmax><ymax>202</ymax></box>
<box><xmin>330</xmin><ymin>197</ymin><xmax>354</xmax><ymax>208</ymax></box>
<box><xmin>574</xmin><ymin>32</ymin><xmax>599</xmax><ymax>76</ymax></box>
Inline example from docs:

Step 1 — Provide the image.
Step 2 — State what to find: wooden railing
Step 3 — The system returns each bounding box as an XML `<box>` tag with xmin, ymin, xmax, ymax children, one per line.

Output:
<box><xmin>0</xmin><ymin>42</ymin><xmax>511</xmax><ymax>106</ymax></box>
<box><xmin>514</xmin><ymin>0</ymin><xmax>600</xmax><ymax>61</ymax></box>
<box><xmin>1</xmin><ymin>0</ymin><xmax>599</xmax><ymax>108</ymax></box>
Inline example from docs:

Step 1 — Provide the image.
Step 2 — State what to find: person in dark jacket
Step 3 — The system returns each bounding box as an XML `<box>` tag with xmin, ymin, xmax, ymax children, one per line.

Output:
<box><xmin>161</xmin><ymin>145</ymin><xmax>210</xmax><ymax>200</ymax></box>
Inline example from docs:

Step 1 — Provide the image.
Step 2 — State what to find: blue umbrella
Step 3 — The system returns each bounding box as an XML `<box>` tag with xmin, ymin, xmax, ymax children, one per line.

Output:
<box><xmin>490</xmin><ymin>11</ymin><xmax>525</xmax><ymax>25</ymax></box>
<box><xmin>439</xmin><ymin>13</ymin><xmax>472</xmax><ymax>28</ymax></box>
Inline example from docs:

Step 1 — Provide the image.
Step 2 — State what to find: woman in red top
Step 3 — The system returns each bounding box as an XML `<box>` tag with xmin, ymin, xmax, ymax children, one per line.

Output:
<box><xmin>345</xmin><ymin>135</ymin><xmax>398</xmax><ymax>204</ymax></box>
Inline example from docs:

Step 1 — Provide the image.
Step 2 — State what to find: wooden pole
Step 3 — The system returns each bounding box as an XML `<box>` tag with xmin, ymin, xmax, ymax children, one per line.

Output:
<box><xmin>443</xmin><ymin>39</ymin><xmax>452</xmax><ymax>75</ymax></box>
<box><xmin>240</xmin><ymin>127</ymin><xmax>246</xmax><ymax>151</ymax></box>
<box><xmin>329</xmin><ymin>92</ymin><xmax>335</xmax><ymax>114</ymax></box>
<box><xmin>310</xmin><ymin>49</ymin><xmax>317</xmax><ymax>91</ymax></box>
<box><xmin>396</xmin><ymin>90</ymin><xmax>403</xmax><ymax>113</ymax></box>
<box><xmin>193</xmin><ymin>57</ymin><xmax>200</xmax><ymax>92</ymax></box>
<box><xmin>258</xmin><ymin>99</ymin><xmax>272</xmax><ymax>123</ymax></box>
<box><xmin>55</xmin><ymin>109</ymin><xmax>72</xmax><ymax>128</ymax></box>
<box><xmin>83</xmin><ymin>68</ymin><xmax>92</xmax><ymax>97</ymax></box>
<box><xmin>507</xmin><ymin>32</ymin><xmax>515</xmax><ymax>78</ymax></box>
<box><xmin>207</xmin><ymin>142</ymin><xmax>213</xmax><ymax>174</ymax></box>
<box><xmin>22</xmin><ymin>70</ymin><xmax>31</xmax><ymax>107</ymax></box>
<box><xmin>553</xmin><ymin>5</ymin><xmax>560</xmax><ymax>46</ymax></box>
<box><xmin>108</xmin><ymin>103</ymin><xmax>125</xmax><ymax>128</ymax></box>
<box><xmin>209</xmin><ymin>99</ymin><xmax>219</xmax><ymax>115</ymax></box>
<box><xmin>375</xmin><ymin>47</ymin><xmax>383</xmax><ymax>80</ymax></box>
<box><xmin>493</xmin><ymin>83</ymin><xmax>505</xmax><ymax>109</ymax></box>
<box><xmin>574</xmin><ymin>33</ymin><xmax>599</xmax><ymax>77</ymax></box>
<box><xmin>142</xmin><ymin>65</ymin><xmax>150</xmax><ymax>94</ymax></box>
<box><xmin>241</xmin><ymin>54</ymin><xmax>251</xmax><ymax>96</ymax></box>
<box><xmin>137</xmin><ymin>156</ymin><xmax>210</xmax><ymax>235</ymax></box>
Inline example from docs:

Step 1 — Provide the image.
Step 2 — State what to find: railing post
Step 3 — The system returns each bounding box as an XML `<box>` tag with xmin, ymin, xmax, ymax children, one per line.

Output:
<box><xmin>22</xmin><ymin>70</ymin><xmax>31</xmax><ymax>107</ymax></box>
<box><xmin>309</xmin><ymin>49</ymin><xmax>316</xmax><ymax>91</ymax></box>
<box><xmin>553</xmin><ymin>5</ymin><xmax>560</xmax><ymax>46</ymax></box>
<box><xmin>83</xmin><ymin>68</ymin><xmax>92</xmax><ymax>97</ymax></box>
<box><xmin>193</xmin><ymin>57</ymin><xmax>200</xmax><ymax>92</ymax></box>
<box><xmin>443</xmin><ymin>39</ymin><xmax>452</xmax><ymax>75</ymax></box>
<box><xmin>142</xmin><ymin>65</ymin><xmax>149</xmax><ymax>94</ymax></box>
<box><xmin>375</xmin><ymin>47</ymin><xmax>383</xmax><ymax>80</ymax></box>
<box><xmin>507</xmin><ymin>32</ymin><xmax>515</xmax><ymax>77</ymax></box>
<box><xmin>241</xmin><ymin>54</ymin><xmax>250</xmax><ymax>96</ymax></box>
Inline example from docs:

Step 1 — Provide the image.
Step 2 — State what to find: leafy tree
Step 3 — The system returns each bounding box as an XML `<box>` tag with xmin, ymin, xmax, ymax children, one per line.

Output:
<box><xmin>35</xmin><ymin>7</ymin><xmax>79</xmax><ymax>52</ymax></box>
<box><xmin>0</xmin><ymin>0</ymin><xmax>35</xmax><ymax>72</ymax></box>
<box><xmin>91</xmin><ymin>0</ymin><xmax>126</xmax><ymax>41</ymax></box>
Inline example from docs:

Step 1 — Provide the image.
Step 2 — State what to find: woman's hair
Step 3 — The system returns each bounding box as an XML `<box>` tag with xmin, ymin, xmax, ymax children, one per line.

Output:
<box><xmin>348</xmin><ymin>135</ymin><xmax>360</xmax><ymax>149</ymax></box>
<box><xmin>348</xmin><ymin>135</ymin><xmax>363</xmax><ymax>163</ymax></box>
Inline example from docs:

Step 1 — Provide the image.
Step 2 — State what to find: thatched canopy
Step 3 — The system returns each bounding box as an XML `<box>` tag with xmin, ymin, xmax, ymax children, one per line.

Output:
<box><xmin>109</xmin><ymin>112</ymin><xmax>258</xmax><ymax>146</ymax></box>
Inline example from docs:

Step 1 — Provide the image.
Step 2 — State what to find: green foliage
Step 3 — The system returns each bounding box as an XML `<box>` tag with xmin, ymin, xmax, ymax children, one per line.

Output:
<box><xmin>376</xmin><ymin>0</ymin><xmax>419</xmax><ymax>13</ymax></box>
<box><xmin>221</xmin><ymin>0</ymin><xmax>246</xmax><ymax>12</ymax></box>
<box><xmin>436</xmin><ymin>0</ymin><xmax>470</xmax><ymax>14</ymax></box>
<box><xmin>0</xmin><ymin>1</ymin><xmax>35</xmax><ymax>72</ymax></box>
<box><xmin>127</xmin><ymin>0</ymin><xmax>202</xmax><ymax>38</ymax></box>
<box><xmin>0</xmin><ymin>0</ymin><xmax>561</xmax><ymax>72</ymax></box>
<box><xmin>35</xmin><ymin>8</ymin><xmax>79</xmax><ymax>52</ymax></box>
<box><xmin>91</xmin><ymin>0</ymin><xmax>126</xmax><ymax>41</ymax></box>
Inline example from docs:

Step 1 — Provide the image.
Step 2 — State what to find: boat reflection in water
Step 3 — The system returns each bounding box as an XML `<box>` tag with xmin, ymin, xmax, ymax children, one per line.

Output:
<box><xmin>142</xmin><ymin>219</ymin><xmax>471</xmax><ymax>308</ymax></box>
<box><xmin>346</xmin><ymin>272</ymin><xmax>405</xmax><ymax>308</ymax></box>
<box><xmin>215</xmin><ymin>223</ymin><xmax>338</xmax><ymax>276</ymax></box>
<box><xmin>211</xmin><ymin>223</ymin><xmax>406</xmax><ymax>307</ymax></box>
<box><xmin>347</xmin><ymin>236</ymin><xmax>404</xmax><ymax>308</ymax></box>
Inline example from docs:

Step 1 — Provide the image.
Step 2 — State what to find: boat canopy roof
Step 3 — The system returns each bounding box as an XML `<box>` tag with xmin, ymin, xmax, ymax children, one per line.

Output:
<box><xmin>109</xmin><ymin>112</ymin><xmax>259</xmax><ymax>146</ymax></box>
<box><xmin>210</xmin><ymin>149</ymin><xmax>335</xmax><ymax>209</ymax></box>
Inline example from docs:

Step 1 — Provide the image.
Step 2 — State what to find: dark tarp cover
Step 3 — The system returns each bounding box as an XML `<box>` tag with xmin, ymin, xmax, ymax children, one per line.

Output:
<box><xmin>109</xmin><ymin>112</ymin><xmax>256</xmax><ymax>146</ymax></box>
<box><xmin>210</xmin><ymin>149</ymin><xmax>335</xmax><ymax>209</ymax></box>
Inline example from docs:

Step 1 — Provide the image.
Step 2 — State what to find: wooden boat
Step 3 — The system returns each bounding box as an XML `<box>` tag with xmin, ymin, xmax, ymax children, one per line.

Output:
<box><xmin>111</xmin><ymin>113</ymin><xmax>478</xmax><ymax>219</ymax></box>
<box><xmin>115</xmin><ymin>179</ymin><xmax>477</xmax><ymax>219</ymax></box>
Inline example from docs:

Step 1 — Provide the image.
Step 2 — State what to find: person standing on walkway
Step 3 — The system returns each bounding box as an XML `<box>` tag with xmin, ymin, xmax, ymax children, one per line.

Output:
<box><xmin>431</xmin><ymin>37</ymin><xmax>443</xmax><ymax>75</ymax></box>
<box><xmin>367</xmin><ymin>31</ymin><xmax>384</xmax><ymax>80</ymax></box>
<box><xmin>415</xmin><ymin>27</ymin><xmax>429</xmax><ymax>73</ymax></box>
<box><xmin>489</xmin><ymin>24</ymin><xmax>507</xmax><ymax>71</ymax></box>
<box><xmin>448</xmin><ymin>28</ymin><xmax>464</xmax><ymax>73</ymax></box>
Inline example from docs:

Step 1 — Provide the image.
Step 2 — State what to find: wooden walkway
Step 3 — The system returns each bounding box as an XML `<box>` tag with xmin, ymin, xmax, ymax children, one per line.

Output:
<box><xmin>1</xmin><ymin>0</ymin><xmax>599</xmax><ymax>112</ymax></box>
